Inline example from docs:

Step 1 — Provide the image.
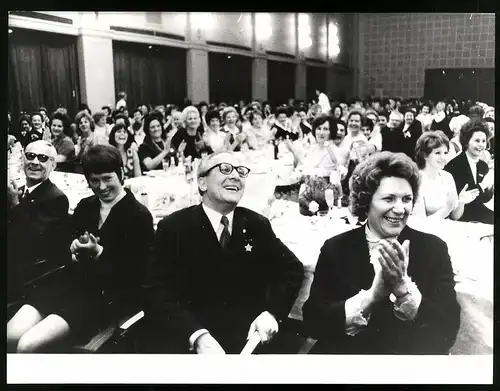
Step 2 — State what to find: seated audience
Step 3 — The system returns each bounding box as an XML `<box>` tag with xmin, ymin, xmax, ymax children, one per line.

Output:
<box><xmin>171</xmin><ymin>105</ymin><xmax>205</xmax><ymax>160</ymax></box>
<box><xmin>49</xmin><ymin>112</ymin><xmax>76</xmax><ymax>173</ymax></box>
<box><xmin>297</xmin><ymin>115</ymin><xmax>346</xmax><ymax>216</ymax></box>
<box><xmin>108</xmin><ymin>123</ymin><xmax>142</xmax><ymax>178</ymax></box>
<box><xmin>413</xmin><ymin>131</ymin><xmax>474</xmax><ymax>220</ymax></box>
<box><xmin>444</xmin><ymin>120</ymin><xmax>494</xmax><ymax>224</ymax></box>
<box><xmin>303</xmin><ymin>152</ymin><xmax>461</xmax><ymax>354</ymax></box>
<box><xmin>138</xmin><ymin>112</ymin><xmax>176</xmax><ymax>171</ymax></box>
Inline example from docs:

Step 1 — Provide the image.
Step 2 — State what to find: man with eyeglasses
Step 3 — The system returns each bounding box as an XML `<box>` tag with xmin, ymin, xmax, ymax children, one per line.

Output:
<box><xmin>149</xmin><ymin>151</ymin><xmax>304</xmax><ymax>354</ymax></box>
<box><xmin>7</xmin><ymin>140</ymin><xmax>72</xmax><ymax>352</ymax></box>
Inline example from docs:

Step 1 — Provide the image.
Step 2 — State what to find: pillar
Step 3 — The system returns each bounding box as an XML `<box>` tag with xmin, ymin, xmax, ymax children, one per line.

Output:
<box><xmin>295</xmin><ymin>62</ymin><xmax>307</xmax><ymax>101</ymax></box>
<box><xmin>186</xmin><ymin>48</ymin><xmax>210</xmax><ymax>103</ymax></box>
<box><xmin>252</xmin><ymin>57</ymin><xmax>267</xmax><ymax>101</ymax></box>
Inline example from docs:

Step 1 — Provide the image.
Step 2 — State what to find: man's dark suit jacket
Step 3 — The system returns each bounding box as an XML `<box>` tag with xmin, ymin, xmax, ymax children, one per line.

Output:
<box><xmin>7</xmin><ymin>179</ymin><xmax>71</xmax><ymax>307</ymax></box>
<box><xmin>381</xmin><ymin>121</ymin><xmax>422</xmax><ymax>160</ymax></box>
<box><xmin>444</xmin><ymin>152</ymin><xmax>494</xmax><ymax>224</ymax></box>
<box><xmin>68</xmin><ymin>189</ymin><xmax>155</xmax><ymax>338</ymax></box>
<box><xmin>151</xmin><ymin>204</ymin><xmax>304</xmax><ymax>353</ymax></box>
<box><xmin>303</xmin><ymin>225</ymin><xmax>461</xmax><ymax>354</ymax></box>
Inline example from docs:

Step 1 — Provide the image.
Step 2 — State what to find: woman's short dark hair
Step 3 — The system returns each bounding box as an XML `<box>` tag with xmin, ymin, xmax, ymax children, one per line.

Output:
<box><xmin>361</xmin><ymin>117</ymin><xmax>374</xmax><ymax>131</ymax></box>
<box><xmin>50</xmin><ymin>112</ymin><xmax>72</xmax><ymax>138</ymax></box>
<box><xmin>101</xmin><ymin>105</ymin><xmax>112</xmax><ymax>115</ymax></box>
<box><xmin>30</xmin><ymin>111</ymin><xmax>43</xmax><ymax>122</ymax></box>
<box><xmin>414</xmin><ymin>131</ymin><xmax>450</xmax><ymax>169</ymax></box>
<box><xmin>75</xmin><ymin>110</ymin><xmax>95</xmax><ymax>131</ymax></box>
<box><xmin>332</xmin><ymin>104</ymin><xmax>343</xmax><ymax>117</ymax></box>
<box><xmin>78</xmin><ymin>103</ymin><xmax>92</xmax><ymax>115</ymax></box>
<box><xmin>20</xmin><ymin>114</ymin><xmax>31</xmax><ymax>126</ymax></box>
<box><xmin>459</xmin><ymin>119</ymin><xmax>490</xmax><ymax>149</ymax></box>
<box><xmin>113</xmin><ymin>113</ymin><xmax>131</xmax><ymax>129</ymax></box>
<box><xmin>311</xmin><ymin>115</ymin><xmax>336</xmax><ymax>140</ymax></box>
<box><xmin>143</xmin><ymin>113</ymin><xmax>166</xmax><ymax>145</ymax></box>
<box><xmin>82</xmin><ymin>144</ymin><xmax>123</xmax><ymax>183</ymax></box>
<box><xmin>347</xmin><ymin>110</ymin><xmax>363</xmax><ymax>122</ymax></box>
<box><xmin>349</xmin><ymin>151</ymin><xmax>421</xmax><ymax>221</ymax></box>
<box><xmin>275</xmin><ymin>106</ymin><xmax>288</xmax><ymax>117</ymax></box>
<box><xmin>92</xmin><ymin>111</ymin><xmax>106</xmax><ymax>125</ymax></box>
<box><xmin>249</xmin><ymin>110</ymin><xmax>263</xmax><ymax>125</ymax></box>
<box><xmin>205</xmin><ymin>109</ymin><xmax>221</xmax><ymax>125</ymax></box>
<box><xmin>108</xmin><ymin>123</ymin><xmax>133</xmax><ymax>151</ymax></box>
<box><xmin>130</xmin><ymin>108</ymin><xmax>142</xmax><ymax>117</ymax></box>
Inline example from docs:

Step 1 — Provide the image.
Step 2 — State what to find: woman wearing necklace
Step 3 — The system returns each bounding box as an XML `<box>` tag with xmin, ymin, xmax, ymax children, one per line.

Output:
<box><xmin>412</xmin><ymin>131</ymin><xmax>476</xmax><ymax>220</ymax></box>
<box><xmin>303</xmin><ymin>152</ymin><xmax>460</xmax><ymax>354</ymax></box>
<box><xmin>108</xmin><ymin>123</ymin><xmax>141</xmax><ymax>178</ymax></box>
<box><xmin>138</xmin><ymin>113</ymin><xmax>176</xmax><ymax>172</ymax></box>
<box><xmin>171</xmin><ymin>106</ymin><xmax>204</xmax><ymax>160</ymax></box>
<box><xmin>444</xmin><ymin>120</ymin><xmax>494</xmax><ymax>224</ymax></box>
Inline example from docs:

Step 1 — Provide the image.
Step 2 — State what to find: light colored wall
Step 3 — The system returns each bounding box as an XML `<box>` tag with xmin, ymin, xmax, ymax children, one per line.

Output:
<box><xmin>77</xmin><ymin>32</ymin><xmax>116</xmax><ymax>113</ymax></box>
<box><xmin>204</xmin><ymin>12</ymin><xmax>253</xmax><ymax>48</ymax></box>
<box><xmin>9</xmin><ymin>11</ymin><xmax>359</xmax><ymax>107</ymax></box>
<box><xmin>266</xmin><ymin>13</ymin><xmax>297</xmax><ymax>55</ymax></box>
<box><xmin>358</xmin><ymin>13</ymin><xmax>495</xmax><ymax>98</ymax></box>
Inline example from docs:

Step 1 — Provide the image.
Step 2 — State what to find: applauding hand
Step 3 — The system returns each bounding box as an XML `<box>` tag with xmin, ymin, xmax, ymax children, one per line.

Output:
<box><xmin>70</xmin><ymin>231</ymin><xmax>103</xmax><ymax>262</ymax></box>
<box><xmin>458</xmin><ymin>184</ymin><xmax>479</xmax><ymax>205</ymax></box>
<box><xmin>377</xmin><ymin>239</ymin><xmax>411</xmax><ymax>296</ymax></box>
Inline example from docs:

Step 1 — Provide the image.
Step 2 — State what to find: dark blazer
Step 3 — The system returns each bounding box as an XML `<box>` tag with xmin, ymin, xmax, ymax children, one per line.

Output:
<box><xmin>444</xmin><ymin>152</ymin><xmax>493</xmax><ymax>224</ymax></box>
<box><xmin>151</xmin><ymin>204</ymin><xmax>304</xmax><ymax>353</ymax></box>
<box><xmin>7</xmin><ymin>179</ymin><xmax>71</xmax><ymax>302</ymax></box>
<box><xmin>303</xmin><ymin>225</ymin><xmax>461</xmax><ymax>354</ymax></box>
<box><xmin>381</xmin><ymin>121</ymin><xmax>422</xmax><ymax>160</ymax></box>
<box><xmin>68</xmin><ymin>189</ymin><xmax>155</xmax><ymax>335</ymax></box>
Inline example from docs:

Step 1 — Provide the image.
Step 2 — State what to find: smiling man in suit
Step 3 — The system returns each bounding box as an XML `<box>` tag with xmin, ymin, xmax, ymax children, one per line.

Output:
<box><xmin>7</xmin><ymin>140</ymin><xmax>72</xmax><ymax>352</ymax></box>
<box><xmin>151</xmin><ymin>151</ymin><xmax>304</xmax><ymax>354</ymax></box>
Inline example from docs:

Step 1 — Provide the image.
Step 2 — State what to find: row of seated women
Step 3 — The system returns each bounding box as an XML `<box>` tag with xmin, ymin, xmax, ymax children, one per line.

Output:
<box><xmin>7</xmin><ymin>142</ymin><xmax>462</xmax><ymax>354</ymax></box>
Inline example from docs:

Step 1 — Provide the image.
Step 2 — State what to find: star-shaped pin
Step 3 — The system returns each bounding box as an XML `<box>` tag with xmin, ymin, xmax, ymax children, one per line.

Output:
<box><xmin>245</xmin><ymin>243</ymin><xmax>253</xmax><ymax>252</ymax></box>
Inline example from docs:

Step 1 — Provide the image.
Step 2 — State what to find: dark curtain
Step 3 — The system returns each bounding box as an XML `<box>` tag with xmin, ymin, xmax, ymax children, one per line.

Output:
<box><xmin>113</xmin><ymin>41</ymin><xmax>187</xmax><ymax>110</ymax></box>
<box><xmin>209</xmin><ymin>52</ymin><xmax>252</xmax><ymax>105</ymax></box>
<box><xmin>306</xmin><ymin>66</ymin><xmax>327</xmax><ymax>104</ymax></box>
<box><xmin>424</xmin><ymin>68</ymin><xmax>495</xmax><ymax>104</ymax></box>
<box><xmin>267</xmin><ymin>60</ymin><xmax>296</xmax><ymax>107</ymax></box>
<box><xmin>8</xmin><ymin>28</ymin><xmax>79</xmax><ymax>123</ymax></box>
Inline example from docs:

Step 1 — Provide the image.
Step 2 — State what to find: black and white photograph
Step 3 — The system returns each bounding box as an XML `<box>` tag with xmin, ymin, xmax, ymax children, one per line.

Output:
<box><xmin>6</xmin><ymin>11</ymin><xmax>494</xmax><ymax>384</ymax></box>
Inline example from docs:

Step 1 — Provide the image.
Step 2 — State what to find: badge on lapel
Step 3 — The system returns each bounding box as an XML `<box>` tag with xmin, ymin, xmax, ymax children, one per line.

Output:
<box><xmin>242</xmin><ymin>228</ymin><xmax>253</xmax><ymax>252</ymax></box>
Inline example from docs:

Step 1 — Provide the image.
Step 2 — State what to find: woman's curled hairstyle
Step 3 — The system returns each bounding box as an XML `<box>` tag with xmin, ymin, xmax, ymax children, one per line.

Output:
<box><xmin>458</xmin><ymin>119</ymin><xmax>490</xmax><ymax>150</ymax></box>
<box><xmin>349</xmin><ymin>151</ymin><xmax>421</xmax><ymax>221</ymax></box>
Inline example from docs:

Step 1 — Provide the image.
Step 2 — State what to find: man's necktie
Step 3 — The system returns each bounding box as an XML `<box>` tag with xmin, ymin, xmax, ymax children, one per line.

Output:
<box><xmin>220</xmin><ymin>215</ymin><xmax>230</xmax><ymax>249</ymax></box>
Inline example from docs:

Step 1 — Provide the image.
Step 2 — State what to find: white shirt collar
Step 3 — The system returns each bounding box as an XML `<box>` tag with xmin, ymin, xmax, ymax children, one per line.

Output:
<box><xmin>100</xmin><ymin>188</ymin><xmax>127</xmax><ymax>208</ymax></box>
<box><xmin>465</xmin><ymin>152</ymin><xmax>479</xmax><ymax>183</ymax></box>
<box><xmin>202</xmin><ymin>203</ymin><xmax>234</xmax><ymax>237</ymax></box>
<box><xmin>26</xmin><ymin>180</ymin><xmax>45</xmax><ymax>194</ymax></box>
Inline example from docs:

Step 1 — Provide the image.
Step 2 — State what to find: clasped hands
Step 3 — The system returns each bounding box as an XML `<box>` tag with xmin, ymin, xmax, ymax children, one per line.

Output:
<box><xmin>369</xmin><ymin>239</ymin><xmax>411</xmax><ymax>301</ymax></box>
<box><xmin>70</xmin><ymin>231</ymin><xmax>103</xmax><ymax>262</ymax></box>
<box><xmin>194</xmin><ymin>311</ymin><xmax>279</xmax><ymax>355</ymax></box>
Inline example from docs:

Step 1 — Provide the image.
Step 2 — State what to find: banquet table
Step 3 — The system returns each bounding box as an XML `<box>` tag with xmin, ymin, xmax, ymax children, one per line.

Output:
<box><xmin>43</xmin><ymin>169</ymin><xmax>494</xmax><ymax>354</ymax></box>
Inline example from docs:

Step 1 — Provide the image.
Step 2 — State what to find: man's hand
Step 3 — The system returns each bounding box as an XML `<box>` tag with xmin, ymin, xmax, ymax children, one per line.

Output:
<box><xmin>247</xmin><ymin>311</ymin><xmax>279</xmax><ymax>344</ymax></box>
<box><xmin>7</xmin><ymin>180</ymin><xmax>20</xmax><ymax>208</ymax></box>
<box><xmin>194</xmin><ymin>333</ymin><xmax>226</xmax><ymax>355</ymax></box>
<box><xmin>70</xmin><ymin>231</ymin><xmax>103</xmax><ymax>262</ymax></box>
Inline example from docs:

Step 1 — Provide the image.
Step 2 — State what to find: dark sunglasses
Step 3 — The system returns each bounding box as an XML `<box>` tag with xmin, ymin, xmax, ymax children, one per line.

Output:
<box><xmin>202</xmin><ymin>162</ymin><xmax>250</xmax><ymax>178</ymax></box>
<box><xmin>25</xmin><ymin>152</ymin><xmax>53</xmax><ymax>163</ymax></box>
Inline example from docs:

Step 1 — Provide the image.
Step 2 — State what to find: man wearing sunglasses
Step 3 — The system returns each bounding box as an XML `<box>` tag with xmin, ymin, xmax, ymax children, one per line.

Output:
<box><xmin>7</xmin><ymin>140</ymin><xmax>72</xmax><ymax>352</ymax></box>
<box><xmin>150</xmin><ymin>151</ymin><xmax>304</xmax><ymax>354</ymax></box>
